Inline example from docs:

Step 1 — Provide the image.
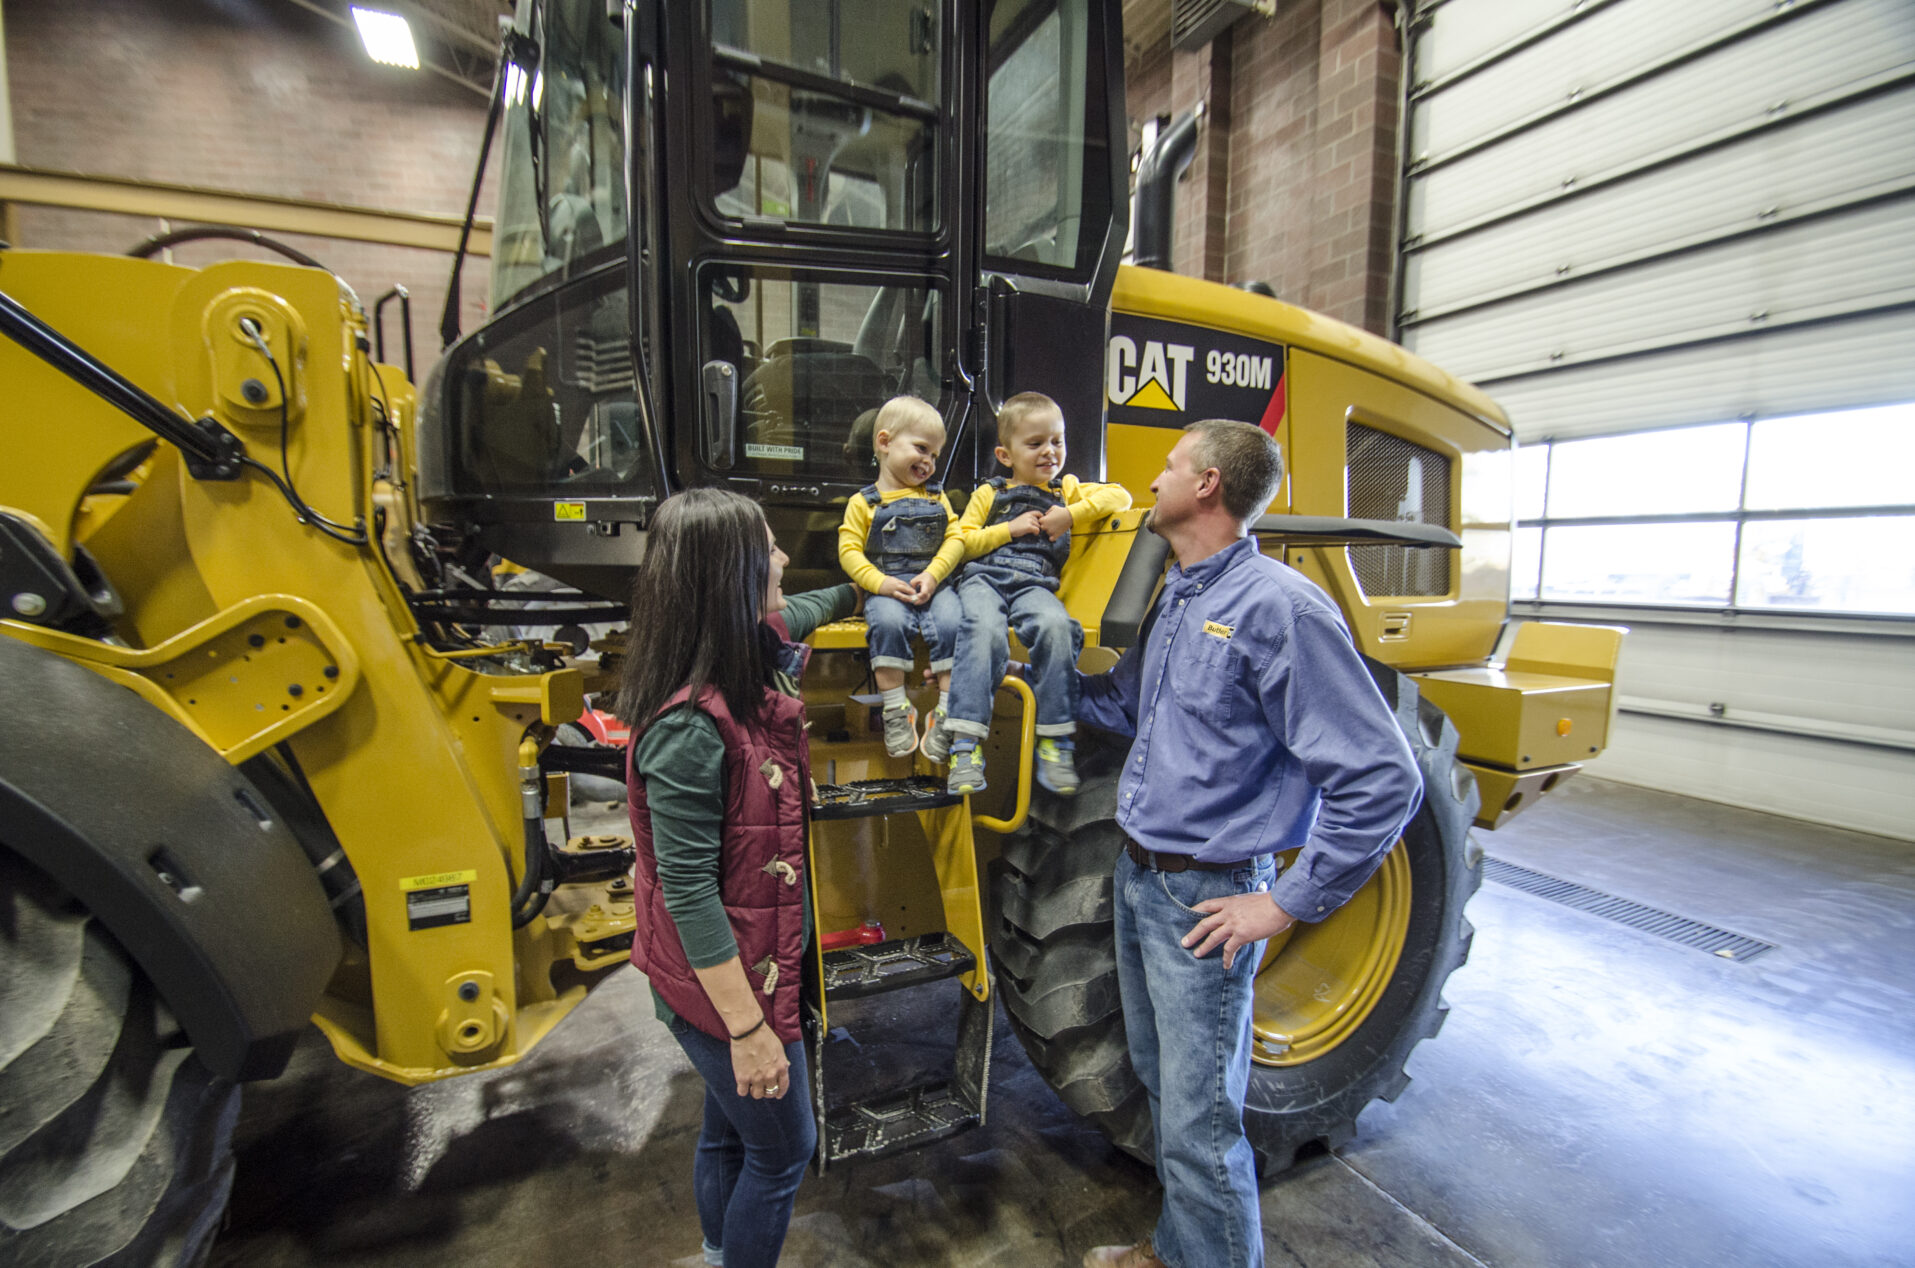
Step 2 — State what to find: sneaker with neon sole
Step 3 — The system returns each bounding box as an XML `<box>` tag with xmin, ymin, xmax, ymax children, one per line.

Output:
<box><xmin>1035</xmin><ymin>739</ymin><xmax>1079</xmax><ymax>795</ymax></box>
<box><xmin>880</xmin><ymin>703</ymin><xmax>919</xmax><ymax>758</ymax></box>
<box><xmin>919</xmin><ymin>706</ymin><xmax>953</xmax><ymax>763</ymax></box>
<box><xmin>946</xmin><ymin>746</ymin><xmax>987</xmax><ymax>795</ymax></box>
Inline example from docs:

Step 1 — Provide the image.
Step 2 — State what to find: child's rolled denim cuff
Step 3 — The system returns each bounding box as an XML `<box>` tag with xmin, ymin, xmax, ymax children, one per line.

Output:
<box><xmin>944</xmin><ymin>717</ymin><xmax>992</xmax><ymax>740</ymax></box>
<box><xmin>1034</xmin><ymin>721</ymin><xmax>1076</xmax><ymax>738</ymax></box>
<box><xmin>869</xmin><ymin>655</ymin><xmax>915</xmax><ymax>671</ymax></box>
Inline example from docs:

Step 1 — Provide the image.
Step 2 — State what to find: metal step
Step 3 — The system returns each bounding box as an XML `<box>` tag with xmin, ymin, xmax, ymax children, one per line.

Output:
<box><xmin>821</xmin><ymin>1080</ymin><xmax>981</xmax><ymax>1165</ymax></box>
<box><xmin>822</xmin><ymin>933</ymin><xmax>975</xmax><ymax>1001</ymax></box>
<box><xmin>812</xmin><ymin>775</ymin><xmax>959</xmax><ymax>821</ymax></box>
<box><xmin>807</xmin><ymin>968</ymin><xmax>995</xmax><ymax>1173</ymax></box>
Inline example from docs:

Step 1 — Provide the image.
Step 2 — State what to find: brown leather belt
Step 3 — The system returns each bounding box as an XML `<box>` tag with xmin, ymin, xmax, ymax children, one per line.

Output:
<box><xmin>1123</xmin><ymin>836</ymin><xmax>1263</xmax><ymax>874</ymax></box>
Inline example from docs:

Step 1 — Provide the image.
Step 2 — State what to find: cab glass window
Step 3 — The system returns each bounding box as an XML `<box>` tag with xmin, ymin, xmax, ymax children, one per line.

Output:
<box><xmin>985</xmin><ymin>0</ymin><xmax>1107</xmax><ymax>275</ymax></box>
<box><xmin>490</xmin><ymin>1</ymin><xmax>629</xmax><ymax>310</ymax></box>
<box><xmin>705</xmin><ymin>0</ymin><xmax>942</xmax><ymax>234</ymax></box>
<box><xmin>699</xmin><ymin>266</ymin><xmax>948</xmax><ymax>482</ymax></box>
<box><xmin>451</xmin><ymin>269</ymin><xmax>654</xmax><ymax>497</ymax></box>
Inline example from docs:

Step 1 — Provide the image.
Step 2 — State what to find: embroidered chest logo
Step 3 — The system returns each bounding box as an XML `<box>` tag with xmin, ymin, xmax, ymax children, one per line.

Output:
<box><xmin>1202</xmin><ymin>620</ymin><xmax>1235</xmax><ymax>640</ymax></box>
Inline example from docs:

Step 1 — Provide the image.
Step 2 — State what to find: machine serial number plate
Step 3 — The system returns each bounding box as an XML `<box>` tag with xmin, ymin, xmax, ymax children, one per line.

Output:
<box><xmin>401</xmin><ymin>869</ymin><xmax>476</xmax><ymax>930</ymax></box>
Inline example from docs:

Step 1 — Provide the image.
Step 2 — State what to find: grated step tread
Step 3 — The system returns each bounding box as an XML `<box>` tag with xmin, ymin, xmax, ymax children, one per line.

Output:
<box><xmin>812</xmin><ymin>776</ymin><xmax>960</xmax><ymax>821</ymax></box>
<box><xmin>822</xmin><ymin>933</ymin><xmax>976</xmax><ymax>1001</ymax></box>
<box><xmin>822</xmin><ymin>1080</ymin><xmax>980</xmax><ymax>1165</ymax></box>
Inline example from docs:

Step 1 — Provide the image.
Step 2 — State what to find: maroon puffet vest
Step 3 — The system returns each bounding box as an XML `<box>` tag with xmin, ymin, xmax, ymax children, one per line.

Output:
<box><xmin>627</xmin><ymin>665</ymin><xmax>811</xmax><ymax>1045</ymax></box>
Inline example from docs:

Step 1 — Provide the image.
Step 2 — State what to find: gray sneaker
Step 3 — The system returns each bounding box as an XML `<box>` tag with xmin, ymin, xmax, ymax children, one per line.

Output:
<box><xmin>946</xmin><ymin>747</ymin><xmax>987</xmax><ymax>795</ymax></box>
<box><xmin>919</xmin><ymin>706</ymin><xmax>953</xmax><ymax>763</ymax></box>
<box><xmin>881</xmin><ymin>703</ymin><xmax>919</xmax><ymax>758</ymax></box>
<box><xmin>1035</xmin><ymin>739</ymin><xmax>1079</xmax><ymax>795</ymax></box>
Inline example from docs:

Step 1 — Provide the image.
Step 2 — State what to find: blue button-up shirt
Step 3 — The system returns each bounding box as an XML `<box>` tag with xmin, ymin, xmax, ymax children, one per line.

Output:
<box><xmin>1078</xmin><ymin>536</ymin><xmax>1422</xmax><ymax>921</ymax></box>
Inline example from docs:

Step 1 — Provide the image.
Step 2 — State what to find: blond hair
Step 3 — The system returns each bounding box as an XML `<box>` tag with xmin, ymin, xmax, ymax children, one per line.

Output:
<box><xmin>995</xmin><ymin>391</ymin><xmax>1061</xmax><ymax>449</ymax></box>
<box><xmin>873</xmin><ymin>395</ymin><xmax>945</xmax><ymax>452</ymax></box>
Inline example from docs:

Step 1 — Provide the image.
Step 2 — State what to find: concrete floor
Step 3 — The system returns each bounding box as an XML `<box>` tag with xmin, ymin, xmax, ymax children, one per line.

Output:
<box><xmin>210</xmin><ymin>778</ymin><xmax>1915</xmax><ymax>1267</ymax></box>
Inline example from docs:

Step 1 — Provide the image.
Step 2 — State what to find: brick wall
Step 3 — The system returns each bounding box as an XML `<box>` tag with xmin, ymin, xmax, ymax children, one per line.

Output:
<box><xmin>1125</xmin><ymin>0</ymin><xmax>1403</xmax><ymax>337</ymax></box>
<box><xmin>4</xmin><ymin>0</ymin><xmax>498</xmax><ymax>371</ymax></box>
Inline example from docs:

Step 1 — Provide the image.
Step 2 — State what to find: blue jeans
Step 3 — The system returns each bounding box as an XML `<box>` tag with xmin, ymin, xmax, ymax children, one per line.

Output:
<box><xmin>667</xmin><ymin>1015</ymin><xmax>817</xmax><ymax>1268</ymax></box>
<box><xmin>864</xmin><ymin>584</ymin><xmax>963</xmax><ymax>673</ymax></box>
<box><xmin>947</xmin><ymin>570</ymin><xmax>1082</xmax><ymax>739</ymax></box>
<box><xmin>1114</xmin><ymin>849</ymin><xmax>1277</xmax><ymax>1268</ymax></box>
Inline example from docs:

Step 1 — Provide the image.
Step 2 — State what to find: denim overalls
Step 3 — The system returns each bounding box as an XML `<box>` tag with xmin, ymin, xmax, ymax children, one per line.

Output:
<box><xmin>859</xmin><ymin>484</ymin><xmax>964</xmax><ymax>672</ymax></box>
<box><xmin>947</xmin><ymin>478</ymin><xmax>1083</xmax><ymax>739</ymax></box>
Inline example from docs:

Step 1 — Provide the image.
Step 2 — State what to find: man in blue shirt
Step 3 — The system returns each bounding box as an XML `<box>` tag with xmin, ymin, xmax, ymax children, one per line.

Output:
<box><xmin>1079</xmin><ymin>420</ymin><xmax>1422</xmax><ymax>1268</ymax></box>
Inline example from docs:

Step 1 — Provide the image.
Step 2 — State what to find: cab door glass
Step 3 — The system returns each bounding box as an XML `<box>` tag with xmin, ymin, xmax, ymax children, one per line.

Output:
<box><xmin>985</xmin><ymin>0</ymin><xmax>1101</xmax><ymax>275</ymax></box>
<box><xmin>706</xmin><ymin>0</ymin><xmax>942</xmax><ymax>234</ymax></box>
<box><xmin>700</xmin><ymin>267</ymin><xmax>947</xmax><ymax>482</ymax></box>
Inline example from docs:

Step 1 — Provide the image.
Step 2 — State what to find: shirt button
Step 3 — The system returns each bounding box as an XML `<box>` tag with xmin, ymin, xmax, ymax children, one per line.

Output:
<box><xmin>1179</xmin><ymin>599</ymin><xmax>1186</xmax><ymax>606</ymax></box>
<box><xmin>1316</xmin><ymin>905</ymin><xmax>1326</xmax><ymax>912</ymax></box>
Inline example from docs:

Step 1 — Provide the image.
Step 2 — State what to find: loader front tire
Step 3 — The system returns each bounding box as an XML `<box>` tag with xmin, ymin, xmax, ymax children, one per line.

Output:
<box><xmin>0</xmin><ymin>849</ymin><xmax>240</xmax><ymax>1267</ymax></box>
<box><xmin>989</xmin><ymin>662</ymin><xmax>1481</xmax><ymax>1175</ymax></box>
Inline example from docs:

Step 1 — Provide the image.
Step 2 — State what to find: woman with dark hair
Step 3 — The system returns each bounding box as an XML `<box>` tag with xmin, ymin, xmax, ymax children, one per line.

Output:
<box><xmin>619</xmin><ymin>488</ymin><xmax>855</xmax><ymax>1268</ymax></box>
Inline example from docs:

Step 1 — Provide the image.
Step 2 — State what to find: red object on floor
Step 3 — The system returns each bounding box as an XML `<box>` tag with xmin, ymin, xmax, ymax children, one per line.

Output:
<box><xmin>819</xmin><ymin>920</ymin><xmax>886</xmax><ymax>951</ymax></box>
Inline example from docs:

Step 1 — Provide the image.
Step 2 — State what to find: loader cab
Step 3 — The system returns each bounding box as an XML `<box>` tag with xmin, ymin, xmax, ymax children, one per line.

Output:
<box><xmin>417</xmin><ymin>0</ymin><xmax>1128</xmax><ymax>597</ymax></box>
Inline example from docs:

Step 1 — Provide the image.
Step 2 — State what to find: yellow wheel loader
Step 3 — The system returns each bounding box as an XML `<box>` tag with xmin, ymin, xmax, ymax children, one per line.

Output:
<box><xmin>0</xmin><ymin>0</ymin><xmax>1622</xmax><ymax>1258</ymax></box>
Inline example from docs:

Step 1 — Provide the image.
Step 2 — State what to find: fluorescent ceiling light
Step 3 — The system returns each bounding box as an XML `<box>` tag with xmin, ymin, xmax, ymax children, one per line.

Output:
<box><xmin>351</xmin><ymin>7</ymin><xmax>420</xmax><ymax>69</ymax></box>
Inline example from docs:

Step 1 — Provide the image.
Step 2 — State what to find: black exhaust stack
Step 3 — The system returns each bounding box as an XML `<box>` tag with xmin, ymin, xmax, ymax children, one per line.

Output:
<box><xmin>1130</xmin><ymin>107</ymin><xmax>1203</xmax><ymax>271</ymax></box>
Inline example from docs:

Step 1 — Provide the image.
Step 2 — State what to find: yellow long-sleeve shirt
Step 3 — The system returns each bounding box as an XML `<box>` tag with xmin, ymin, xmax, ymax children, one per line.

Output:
<box><xmin>955</xmin><ymin>475</ymin><xmax>1132</xmax><ymax>563</ymax></box>
<box><xmin>837</xmin><ymin>486</ymin><xmax>968</xmax><ymax>594</ymax></box>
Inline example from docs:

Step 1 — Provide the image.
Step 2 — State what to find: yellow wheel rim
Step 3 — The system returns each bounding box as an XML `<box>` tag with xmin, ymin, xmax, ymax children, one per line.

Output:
<box><xmin>1250</xmin><ymin>840</ymin><xmax>1411</xmax><ymax>1067</ymax></box>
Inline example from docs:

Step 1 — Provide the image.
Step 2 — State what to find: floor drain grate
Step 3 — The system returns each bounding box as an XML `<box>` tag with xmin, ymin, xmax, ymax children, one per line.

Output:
<box><xmin>1482</xmin><ymin>858</ymin><xmax>1776</xmax><ymax>962</ymax></box>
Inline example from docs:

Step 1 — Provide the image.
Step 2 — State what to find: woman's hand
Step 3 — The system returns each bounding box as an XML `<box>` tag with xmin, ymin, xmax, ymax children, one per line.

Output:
<box><xmin>731</xmin><ymin>1023</ymin><xmax>791</xmax><ymax>1099</ymax></box>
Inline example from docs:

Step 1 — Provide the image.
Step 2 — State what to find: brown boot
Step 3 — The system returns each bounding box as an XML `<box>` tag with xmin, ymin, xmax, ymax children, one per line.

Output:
<box><xmin>1081</xmin><ymin>1239</ymin><xmax>1166</xmax><ymax>1268</ymax></box>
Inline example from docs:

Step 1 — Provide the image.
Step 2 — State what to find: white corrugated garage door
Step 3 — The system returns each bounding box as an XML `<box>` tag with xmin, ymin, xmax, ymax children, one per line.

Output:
<box><xmin>1397</xmin><ymin>0</ymin><xmax>1915</xmax><ymax>841</ymax></box>
<box><xmin>1400</xmin><ymin>0</ymin><xmax>1915</xmax><ymax>438</ymax></box>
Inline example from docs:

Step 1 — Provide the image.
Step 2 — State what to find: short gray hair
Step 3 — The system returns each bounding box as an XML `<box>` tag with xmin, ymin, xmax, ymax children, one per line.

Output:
<box><xmin>1185</xmin><ymin>419</ymin><xmax>1284</xmax><ymax>526</ymax></box>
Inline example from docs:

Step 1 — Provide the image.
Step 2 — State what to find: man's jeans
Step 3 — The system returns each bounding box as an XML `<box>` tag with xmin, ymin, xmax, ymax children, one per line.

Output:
<box><xmin>947</xmin><ymin>568</ymin><xmax>1082</xmax><ymax>739</ymax></box>
<box><xmin>864</xmin><ymin>585</ymin><xmax>963</xmax><ymax>673</ymax></box>
<box><xmin>1114</xmin><ymin>849</ymin><xmax>1276</xmax><ymax>1268</ymax></box>
<box><xmin>667</xmin><ymin>1015</ymin><xmax>816</xmax><ymax>1268</ymax></box>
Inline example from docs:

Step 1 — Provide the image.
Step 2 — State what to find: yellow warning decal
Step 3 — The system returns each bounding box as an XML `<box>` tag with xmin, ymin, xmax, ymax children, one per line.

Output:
<box><xmin>1203</xmin><ymin>620</ymin><xmax>1235</xmax><ymax>639</ymax></box>
<box><xmin>553</xmin><ymin>501</ymin><xmax>586</xmax><ymax>522</ymax></box>
<box><xmin>400</xmin><ymin>869</ymin><xmax>478</xmax><ymax>892</ymax></box>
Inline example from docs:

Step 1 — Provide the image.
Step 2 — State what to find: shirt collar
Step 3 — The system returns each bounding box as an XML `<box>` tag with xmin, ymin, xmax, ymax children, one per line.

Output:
<box><xmin>1168</xmin><ymin>535</ymin><xmax>1256</xmax><ymax>590</ymax></box>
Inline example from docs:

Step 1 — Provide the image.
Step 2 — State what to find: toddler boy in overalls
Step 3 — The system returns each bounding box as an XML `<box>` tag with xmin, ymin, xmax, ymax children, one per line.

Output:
<box><xmin>837</xmin><ymin>396</ymin><xmax>968</xmax><ymax>757</ymax></box>
<box><xmin>943</xmin><ymin>392</ymin><xmax>1130</xmax><ymax>795</ymax></box>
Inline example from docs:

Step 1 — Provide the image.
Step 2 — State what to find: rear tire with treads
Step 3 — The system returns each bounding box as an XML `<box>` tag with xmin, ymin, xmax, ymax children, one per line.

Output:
<box><xmin>0</xmin><ymin>850</ymin><xmax>240</xmax><ymax>1267</ymax></box>
<box><xmin>988</xmin><ymin>662</ymin><xmax>1480</xmax><ymax>1175</ymax></box>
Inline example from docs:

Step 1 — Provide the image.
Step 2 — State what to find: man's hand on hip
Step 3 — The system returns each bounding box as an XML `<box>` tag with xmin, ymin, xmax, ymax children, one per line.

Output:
<box><xmin>1184</xmin><ymin>893</ymin><xmax>1297</xmax><ymax>970</ymax></box>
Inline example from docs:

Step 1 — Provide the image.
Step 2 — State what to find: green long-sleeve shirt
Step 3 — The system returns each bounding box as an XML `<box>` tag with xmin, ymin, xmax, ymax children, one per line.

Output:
<box><xmin>633</xmin><ymin>584</ymin><xmax>854</xmax><ymax>1024</ymax></box>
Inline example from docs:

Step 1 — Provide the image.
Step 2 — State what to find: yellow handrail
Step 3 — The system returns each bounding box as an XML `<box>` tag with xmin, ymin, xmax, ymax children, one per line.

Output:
<box><xmin>974</xmin><ymin>674</ymin><xmax>1037</xmax><ymax>835</ymax></box>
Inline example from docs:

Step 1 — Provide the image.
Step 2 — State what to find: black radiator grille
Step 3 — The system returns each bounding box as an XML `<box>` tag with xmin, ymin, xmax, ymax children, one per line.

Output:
<box><xmin>1345</xmin><ymin>422</ymin><xmax>1452</xmax><ymax>597</ymax></box>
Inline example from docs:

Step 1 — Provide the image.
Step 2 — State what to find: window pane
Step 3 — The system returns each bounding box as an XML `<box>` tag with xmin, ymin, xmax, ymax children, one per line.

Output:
<box><xmin>450</xmin><ymin>271</ymin><xmax>653</xmax><ymax>497</ymax></box>
<box><xmin>1546</xmin><ymin>424</ymin><xmax>1746</xmax><ymax>519</ymax></box>
<box><xmin>712</xmin><ymin>0</ymin><xmax>939</xmax><ymax>102</ymax></box>
<box><xmin>490</xmin><ymin>4</ymin><xmax>628</xmax><ymax>309</ymax></box>
<box><xmin>987</xmin><ymin>0</ymin><xmax>1101</xmax><ymax>273</ymax></box>
<box><xmin>1514</xmin><ymin>443</ymin><xmax>1547</xmax><ymax>522</ymax></box>
<box><xmin>1540</xmin><ymin>521</ymin><xmax>1737</xmax><ymax>606</ymax></box>
<box><xmin>1512</xmin><ymin>526</ymin><xmax>1542</xmax><ymax>600</ymax></box>
<box><xmin>703</xmin><ymin>269</ymin><xmax>946</xmax><ymax>482</ymax></box>
<box><xmin>1744</xmin><ymin>404</ymin><xmax>1915</xmax><ymax>511</ymax></box>
<box><xmin>709</xmin><ymin>75</ymin><xmax>938</xmax><ymax>234</ymax></box>
<box><xmin>1736</xmin><ymin>516</ymin><xmax>1915</xmax><ymax>615</ymax></box>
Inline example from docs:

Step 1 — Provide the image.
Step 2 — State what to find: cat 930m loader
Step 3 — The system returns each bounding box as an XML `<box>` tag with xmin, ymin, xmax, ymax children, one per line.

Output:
<box><xmin>0</xmin><ymin>0</ymin><xmax>1622</xmax><ymax>1260</ymax></box>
